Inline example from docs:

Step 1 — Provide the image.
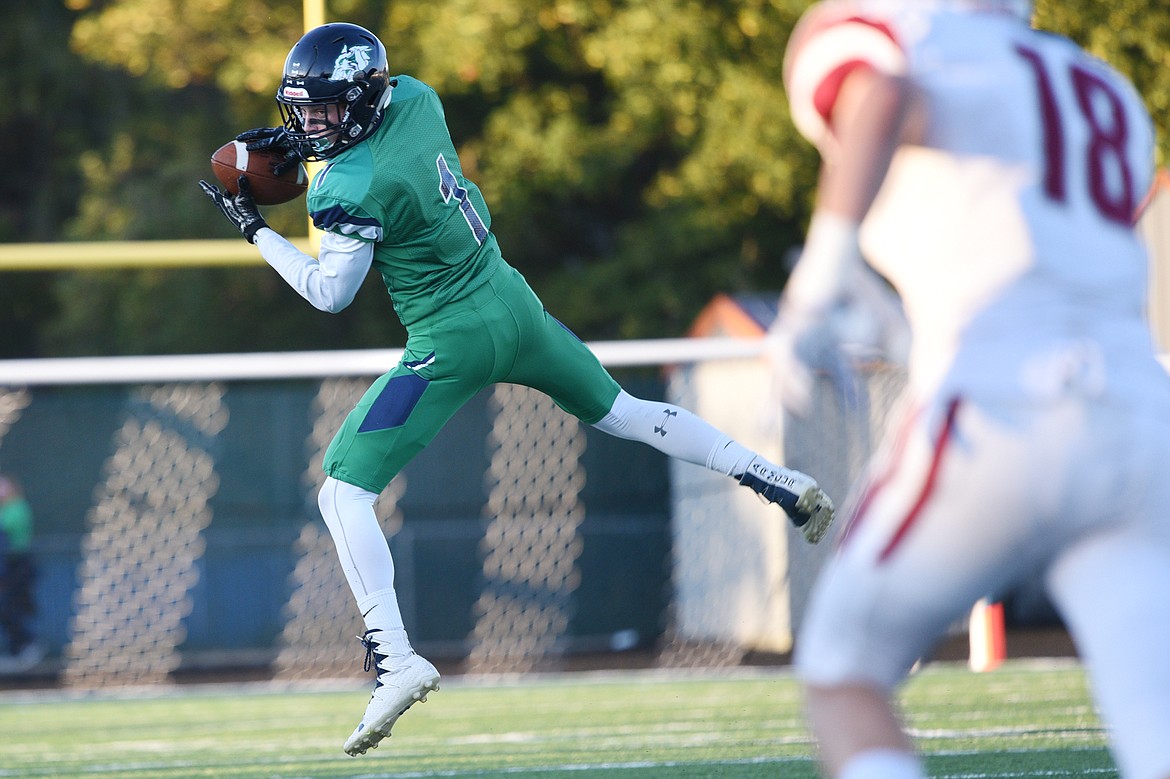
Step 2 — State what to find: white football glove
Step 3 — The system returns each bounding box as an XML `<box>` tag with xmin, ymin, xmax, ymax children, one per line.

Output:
<box><xmin>765</xmin><ymin>298</ymin><xmax>856</xmax><ymax>415</ymax></box>
<box><xmin>767</xmin><ymin>212</ymin><xmax>908</xmax><ymax>415</ymax></box>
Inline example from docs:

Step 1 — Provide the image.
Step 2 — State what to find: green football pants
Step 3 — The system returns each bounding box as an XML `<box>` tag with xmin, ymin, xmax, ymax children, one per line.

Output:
<box><xmin>323</xmin><ymin>264</ymin><xmax>621</xmax><ymax>493</ymax></box>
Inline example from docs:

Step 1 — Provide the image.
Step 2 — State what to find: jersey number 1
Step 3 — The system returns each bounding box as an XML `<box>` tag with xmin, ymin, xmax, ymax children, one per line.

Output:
<box><xmin>437</xmin><ymin>154</ymin><xmax>488</xmax><ymax>244</ymax></box>
<box><xmin>1015</xmin><ymin>44</ymin><xmax>1136</xmax><ymax>226</ymax></box>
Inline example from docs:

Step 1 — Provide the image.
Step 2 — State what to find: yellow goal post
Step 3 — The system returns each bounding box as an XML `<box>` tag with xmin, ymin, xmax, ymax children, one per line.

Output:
<box><xmin>0</xmin><ymin>239</ymin><xmax>318</xmax><ymax>271</ymax></box>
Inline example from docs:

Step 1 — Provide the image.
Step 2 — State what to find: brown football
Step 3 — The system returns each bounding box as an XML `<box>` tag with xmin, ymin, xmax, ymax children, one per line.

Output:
<box><xmin>209</xmin><ymin>141</ymin><xmax>308</xmax><ymax>206</ymax></box>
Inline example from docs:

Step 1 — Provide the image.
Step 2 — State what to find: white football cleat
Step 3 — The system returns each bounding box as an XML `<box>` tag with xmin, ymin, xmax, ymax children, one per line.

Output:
<box><xmin>344</xmin><ymin>634</ymin><xmax>440</xmax><ymax>757</ymax></box>
<box><xmin>738</xmin><ymin>460</ymin><xmax>836</xmax><ymax>544</ymax></box>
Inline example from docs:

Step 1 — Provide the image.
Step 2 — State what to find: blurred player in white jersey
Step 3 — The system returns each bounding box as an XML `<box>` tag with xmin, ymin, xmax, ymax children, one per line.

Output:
<box><xmin>773</xmin><ymin>1</ymin><xmax>1170</xmax><ymax>778</ymax></box>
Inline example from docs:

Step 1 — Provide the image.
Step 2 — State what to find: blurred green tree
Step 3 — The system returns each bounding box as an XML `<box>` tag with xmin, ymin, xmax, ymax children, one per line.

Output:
<box><xmin>381</xmin><ymin>0</ymin><xmax>821</xmax><ymax>337</ymax></box>
<box><xmin>1</xmin><ymin>0</ymin><xmax>1166</xmax><ymax>357</ymax></box>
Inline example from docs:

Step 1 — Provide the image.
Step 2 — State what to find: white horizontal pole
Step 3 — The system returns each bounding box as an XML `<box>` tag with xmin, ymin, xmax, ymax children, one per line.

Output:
<box><xmin>0</xmin><ymin>338</ymin><xmax>765</xmax><ymax>386</ymax></box>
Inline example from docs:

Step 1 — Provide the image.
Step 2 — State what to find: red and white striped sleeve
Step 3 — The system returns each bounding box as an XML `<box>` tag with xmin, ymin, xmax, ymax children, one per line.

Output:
<box><xmin>783</xmin><ymin>2</ymin><xmax>908</xmax><ymax>154</ymax></box>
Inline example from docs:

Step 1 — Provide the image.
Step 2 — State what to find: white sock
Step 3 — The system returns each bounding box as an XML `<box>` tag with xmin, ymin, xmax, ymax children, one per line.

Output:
<box><xmin>357</xmin><ymin>588</ymin><xmax>412</xmax><ymax>658</ymax></box>
<box><xmin>839</xmin><ymin>749</ymin><xmax>925</xmax><ymax>779</ymax></box>
<box><xmin>318</xmin><ymin>478</ymin><xmax>414</xmax><ymax>660</ymax></box>
<box><xmin>708</xmin><ymin>441</ymin><xmax>761</xmax><ymax>478</ymax></box>
<box><xmin>591</xmin><ymin>390</ymin><xmax>758</xmax><ymax>475</ymax></box>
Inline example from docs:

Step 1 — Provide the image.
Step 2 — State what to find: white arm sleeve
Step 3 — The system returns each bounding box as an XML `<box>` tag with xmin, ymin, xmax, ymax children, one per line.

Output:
<box><xmin>252</xmin><ymin>227</ymin><xmax>374</xmax><ymax>313</ymax></box>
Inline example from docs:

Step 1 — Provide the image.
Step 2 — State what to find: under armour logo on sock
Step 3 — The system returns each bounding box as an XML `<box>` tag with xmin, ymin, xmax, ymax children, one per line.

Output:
<box><xmin>654</xmin><ymin>409</ymin><xmax>677</xmax><ymax>437</ymax></box>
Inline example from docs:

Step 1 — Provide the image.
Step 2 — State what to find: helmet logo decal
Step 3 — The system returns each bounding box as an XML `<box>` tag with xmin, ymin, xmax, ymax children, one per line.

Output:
<box><xmin>332</xmin><ymin>45</ymin><xmax>372</xmax><ymax>81</ymax></box>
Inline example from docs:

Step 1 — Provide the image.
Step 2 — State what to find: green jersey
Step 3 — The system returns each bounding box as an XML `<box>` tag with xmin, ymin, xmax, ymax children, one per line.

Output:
<box><xmin>307</xmin><ymin>75</ymin><xmax>503</xmax><ymax>327</ymax></box>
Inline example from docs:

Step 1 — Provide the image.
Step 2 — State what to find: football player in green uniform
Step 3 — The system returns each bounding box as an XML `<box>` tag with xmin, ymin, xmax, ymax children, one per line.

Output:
<box><xmin>200</xmin><ymin>22</ymin><xmax>834</xmax><ymax>757</ymax></box>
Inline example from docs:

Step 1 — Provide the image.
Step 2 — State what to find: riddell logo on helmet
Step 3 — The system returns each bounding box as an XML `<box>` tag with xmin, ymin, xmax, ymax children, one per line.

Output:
<box><xmin>282</xmin><ymin>87</ymin><xmax>310</xmax><ymax>99</ymax></box>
